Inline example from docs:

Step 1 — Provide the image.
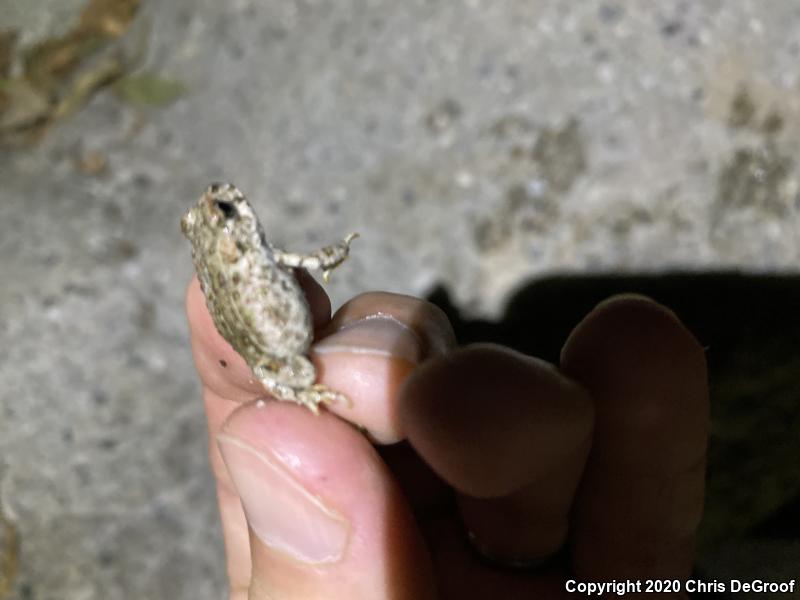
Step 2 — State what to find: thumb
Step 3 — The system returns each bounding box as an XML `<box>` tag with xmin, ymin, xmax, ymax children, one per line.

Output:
<box><xmin>216</xmin><ymin>401</ymin><xmax>436</xmax><ymax>599</ymax></box>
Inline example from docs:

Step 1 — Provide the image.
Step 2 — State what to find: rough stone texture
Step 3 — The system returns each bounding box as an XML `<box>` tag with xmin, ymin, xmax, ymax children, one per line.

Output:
<box><xmin>0</xmin><ymin>1</ymin><xmax>798</xmax><ymax>598</ymax></box>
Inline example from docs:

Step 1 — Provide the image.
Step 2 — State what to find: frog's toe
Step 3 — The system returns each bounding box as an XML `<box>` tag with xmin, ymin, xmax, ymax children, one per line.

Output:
<box><xmin>305</xmin><ymin>384</ymin><xmax>351</xmax><ymax>410</ymax></box>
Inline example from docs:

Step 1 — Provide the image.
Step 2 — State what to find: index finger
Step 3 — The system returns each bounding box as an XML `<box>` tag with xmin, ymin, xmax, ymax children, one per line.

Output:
<box><xmin>561</xmin><ymin>295</ymin><xmax>709</xmax><ymax>587</ymax></box>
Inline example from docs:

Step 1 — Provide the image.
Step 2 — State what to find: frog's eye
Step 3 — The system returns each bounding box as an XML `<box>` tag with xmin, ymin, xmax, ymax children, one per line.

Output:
<box><xmin>214</xmin><ymin>200</ymin><xmax>238</xmax><ymax>220</ymax></box>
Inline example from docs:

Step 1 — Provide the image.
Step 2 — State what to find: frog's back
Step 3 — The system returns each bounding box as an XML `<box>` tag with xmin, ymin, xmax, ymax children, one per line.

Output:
<box><xmin>183</xmin><ymin>183</ymin><xmax>314</xmax><ymax>367</ymax></box>
<box><xmin>200</xmin><ymin>246</ymin><xmax>312</xmax><ymax>368</ymax></box>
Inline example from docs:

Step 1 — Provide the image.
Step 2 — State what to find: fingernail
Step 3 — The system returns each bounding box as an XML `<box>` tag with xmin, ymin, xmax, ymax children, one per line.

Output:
<box><xmin>216</xmin><ymin>432</ymin><xmax>350</xmax><ymax>564</ymax></box>
<box><xmin>313</xmin><ymin>315</ymin><xmax>423</xmax><ymax>363</ymax></box>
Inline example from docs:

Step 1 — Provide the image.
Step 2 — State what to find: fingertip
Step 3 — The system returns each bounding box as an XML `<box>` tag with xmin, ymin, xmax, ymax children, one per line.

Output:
<box><xmin>561</xmin><ymin>293</ymin><xmax>706</xmax><ymax>377</ymax></box>
<box><xmin>560</xmin><ymin>294</ymin><xmax>709</xmax><ymax>468</ymax></box>
<box><xmin>311</xmin><ymin>293</ymin><xmax>458</xmax><ymax>443</ymax></box>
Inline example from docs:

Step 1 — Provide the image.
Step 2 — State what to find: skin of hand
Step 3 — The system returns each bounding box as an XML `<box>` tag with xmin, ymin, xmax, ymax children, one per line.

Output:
<box><xmin>184</xmin><ymin>273</ymin><xmax>709</xmax><ymax>600</ymax></box>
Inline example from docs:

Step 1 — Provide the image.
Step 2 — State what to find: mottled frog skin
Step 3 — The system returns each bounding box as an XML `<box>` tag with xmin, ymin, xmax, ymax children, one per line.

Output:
<box><xmin>181</xmin><ymin>183</ymin><xmax>357</xmax><ymax>413</ymax></box>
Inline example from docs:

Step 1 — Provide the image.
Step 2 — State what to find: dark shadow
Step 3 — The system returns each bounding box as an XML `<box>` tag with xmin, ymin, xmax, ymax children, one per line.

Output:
<box><xmin>427</xmin><ymin>271</ymin><xmax>800</xmax><ymax>597</ymax></box>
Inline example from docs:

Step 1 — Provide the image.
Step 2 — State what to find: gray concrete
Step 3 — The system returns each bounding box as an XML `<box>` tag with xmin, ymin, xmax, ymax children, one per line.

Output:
<box><xmin>1</xmin><ymin>0</ymin><xmax>798</xmax><ymax>597</ymax></box>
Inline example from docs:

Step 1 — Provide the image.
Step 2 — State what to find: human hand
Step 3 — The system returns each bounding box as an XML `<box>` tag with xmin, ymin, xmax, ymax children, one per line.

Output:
<box><xmin>185</xmin><ymin>275</ymin><xmax>708</xmax><ymax>599</ymax></box>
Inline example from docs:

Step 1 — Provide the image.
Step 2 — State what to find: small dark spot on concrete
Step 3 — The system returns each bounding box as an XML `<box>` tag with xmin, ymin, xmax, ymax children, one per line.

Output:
<box><xmin>688</xmin><ymin>158</ymin><xmax>709</xmax><ymax>174</ymax></box>
<box><xmin>176</xmin><ymin>9</ymin><xmax>192</xmax><ymax>27</ymax></box>
<box><xmin>593</xmin><ymin>48</ymin><xmax>610</xmax><ymax>62</ymax></box>
<box><xmin>506</xmin><ymin>183</ymin><xmax>534</xmax><ymax>211</ymax></box>
<box><xmin>532</xmin><ymin>118</ymin><xmax>587</xmax><ymax>193</ymax></box>
<box><xmin>98</xmin><ymin>438</ymin><xmax>118</xmax><ymax>451</ymax></box>
<box><xmin>715</xmin><ymin>145</ymin><xmax>794</xmax><ymax>217</ymax></box>
<box><xmin>219</xmin><ymin>359</ymin><xmax>227</xmax><ymax>368</ymax></box>
<box><xmin>157</xmin><ymin>129</ymin><xmax>174</xmax><ymax>146</ymax></box>
<box><xmin>402</xmin><ymin>189</ymin><xmax>416</xmax><ymax>206</ymax></box>
<box><xmin>510</xmin><ymin>145</ymin><xmax>526</xmax><ymax>160</ymax></box>
<box><xmin>41</xmin><ymin>252</ymin><xmax>60</xmax><ymax>266</ymax></box>
<box><xmin>660</xmin><ymin>20</ymin><xmax>682</xmax><ymax>37</ymax></box>
<box><xmin>729</xmin><ymin>86</ymin><xmax>756</xmax><ymax>129</ymax></box>
<box><xmin>131</xmin><ymin>173</ymin><xmax>153</xmax><ymax>190</ymax></box>
<box><xmin>75</xmin><ymin>463</ymin><xmax>92</xmax><ymax>486</ymax></box>
<box><xmin>364</xmin><ymin>117</ymin><xmax>378</xmax><ymax>133</ymax></box>
<box><xmin>690</xmin><ymin>87</ymin><xmax>704</xmax><ymax>102</ymax></box>
<box><xmin>92</xmin><ymin>390</ymin><xmax>109</xmax><ymax>406</ymax></box>
<box><xmin>102</xmin><ymin>202</ymin><xmax>123</xmax><ymax>223</ymax></box>
<box><xmin>762</xmin><ymin>111</ymin><xmax>784</xmax><ymax>134</ymax></box>
<box><xmin>61</xmin><ymin>428</ymin><xmax>74</xmax><ymax>443</ymax></box>
<box><xmin>582</xmin><ymin>30</ymin><xmax>596</xmax><ymax>45</ymax></box>
<box><xmin>19</xmin><ymin>583</ymin><xmax>34</xmax><ymax>599</ymax></box>
<box><xmin>64</xmin><ymin>282</ymin><xmax>96</xmax><ymax>297</ymax></box>
<box><xmin>262</xmin><ymin>24</ymin><xmax>288</xmax><ymax>42</ymax></box>
<box><xmin>610</xmin><ymin>205</ymin><xmax>654</xmax><ymax>237</ymax></box>
<box><xmin>507</xmin><ymin>182</ymin><xmax>557</xmax><ymax>224</ymax></box>
<box><xmin>284</xmin><ymin>201</ymin><xmax>307</xmax><ymax>217</ymax></box>
<box><xmin>110</xmin><ymin>238</ymin><xmax>139</xmax><ymax>263</ymax></box>
<box><xmin>135</xmin><ymin>300</ymin><xmax>156</xmax><ymax>331</ymax></box>
<box><xmin>98</xmin><ymin>550</ymin><xmax>115</xmax><ymax>567</ymax></box>
<box><xmin>473</xmin><ymin>217</ymin><xmax>511</xmax><ymax>252</ymax></box>
<box><xmin>477</xmin><ymin>61</ymin><xmax>493</xmax><ymax>79</ymax></box>
<box><xmin>424</xmin><ymin>98</ymin><xmax>462</xmax><ymax>135</ymax></box>
<box><xmin>598</xmin><ymin>4</ymin><xmax>623</xmax><ymax>23</ymax></box>
<box><xmin>611</xmin><ymin>217</ymin><xmax>632</xmax><ymax>237</ymax></box>
<box><xmin>488</xmin><ymin>114</ymin><xmax>535</xmax><ymax>138</ymax></box>
<box><xmin>227</xmin><ymin>41</ymin><xmax>245</xmax><ymax>59</ymax></box>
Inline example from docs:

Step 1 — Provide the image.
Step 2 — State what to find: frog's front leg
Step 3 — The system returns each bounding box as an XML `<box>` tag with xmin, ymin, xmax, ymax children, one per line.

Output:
<box><xmin>272</xmin><ymin>233</ymin><xmax>359</xmax><ymax>282</ymax></box>
<box><xmin>253</xmin><ymin>354</ymin><xmax>349</xmax><ymax>414</ymax></box>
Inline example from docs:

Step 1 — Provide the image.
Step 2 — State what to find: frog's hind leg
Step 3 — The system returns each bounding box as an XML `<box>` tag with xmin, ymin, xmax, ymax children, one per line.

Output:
<box><xmin>253</xmin><ymin>355</ymin><xmax>349</xmax><ymax>414</ymax></box>
<box><xmin>272</xmin><ymin>233</ymin><xmax>359</xmax><ymax>282</ymax></box>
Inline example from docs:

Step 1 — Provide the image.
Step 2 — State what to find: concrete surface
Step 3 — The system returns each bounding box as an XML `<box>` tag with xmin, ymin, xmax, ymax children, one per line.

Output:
<box><xmin>1</xmin><ymin>0</ymin><xmax>798</xmax><ymax>598</ymax></box>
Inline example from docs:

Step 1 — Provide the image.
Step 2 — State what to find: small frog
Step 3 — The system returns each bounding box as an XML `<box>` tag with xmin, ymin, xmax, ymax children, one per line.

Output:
<box><xmin>181</xmin><ymin>183</ymin><xmax>358</xmax><ymax>413</ymax></box>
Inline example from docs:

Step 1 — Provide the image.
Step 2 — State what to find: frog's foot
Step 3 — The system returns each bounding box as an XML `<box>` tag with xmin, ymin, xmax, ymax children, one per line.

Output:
<box><xmin>272</xmin><ymin>232</ymin><xmax>360</xmax><ymax>283</ymax></box>
<box><xmin>258</xmin><ymin>378</ymin><xmax>350</xmax><ymax>415</ymax></box>
<box><xmin>298</xmin><ymin>384</ymin><xmax>351</xmax><ymax>414</ymax></box>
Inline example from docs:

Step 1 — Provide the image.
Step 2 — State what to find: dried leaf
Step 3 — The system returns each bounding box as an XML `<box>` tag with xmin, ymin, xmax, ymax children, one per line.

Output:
<box><xmin>51</xmin><ymin>57</ymin><xmax>124</xmax><ymax>121</ymax></box>
<box><xmin>113</xmin><ymin>72</ymin><xmax>185</xmax><ymax>107</ymax></box>
<box><xmin>0</xmin><ymin>30</ymin><xmax>17</xmax><ymax>77</ymax></box>
<box><xmin>23</xmin><ymin>35</ymin><xmax>99</xmax><ymax>89</ymax></box>
<box><xmin>23</xmin><ymin>0</ymin><xmax>139</xmax><ymax>89</ymax></box>
<box><xmin>0</xmin><ymin>78</ymin><xmax>52</xmax><ymax>132</ymax></box>
<box><xmin>75</xmin><ymin>149</ymin><xmax>109</xmax><ymax>175</ymax></box>
<box><xmin>79</xmin><ymin>0</ymin><xmax>140</xmax><ymax>38</ymax></box>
